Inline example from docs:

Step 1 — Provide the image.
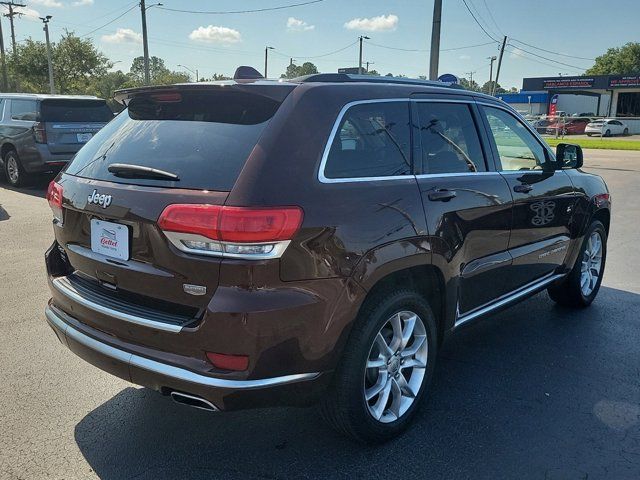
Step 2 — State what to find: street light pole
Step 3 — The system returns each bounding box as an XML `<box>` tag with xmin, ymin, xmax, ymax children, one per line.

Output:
<box><xmin>488</xmin><ymin>55</ymin><xmax>497</xmax><ymax>85</ymax></box>
<box><xmin>428</xmin><ymin>0</ymin><xmax>442</xmax><ymax>80</ymax></box>
<box><xmin>264</xmin><ymin>46</ymin><xmax>274</xmax><ymax>78</ymax></box>
<box><xmin>177</xmin><ymin>64</ymin><xmax>198</xmax><ymax>82</ymax></box>
<box><xmin>358</xmin><ymin>35</ymin><xmax>370</xmax><ymax>75</ymax></box>
<box><xmin>41</xmin><ymin>15</ymin><xmax>54</xmax><ymax>94</ymax></box>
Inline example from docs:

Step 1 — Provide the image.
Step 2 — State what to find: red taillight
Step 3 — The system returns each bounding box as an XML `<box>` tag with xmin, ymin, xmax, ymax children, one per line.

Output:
<box><xmin>594</xmin><ymin>193</ymin><xmax>610</xmax><ymax>208</ymax></box>
<box><xmin>206</xmin><ymin>352</ymin><xmax>249</xmax><ymax>371</ymax></box>
<box><xmin>46</xmin><ymin>180</ymin><xmax>63</xmax><ymax>223</ymax></box>
<box><xmin>33</xmin><ymin>122</ymin><xmax>47</xmax><ymax>143</ymax></box>
<box><xmin>158</xmin><ymin>204</ymin><xmax>303</xmax><ymax>243</ymax></box>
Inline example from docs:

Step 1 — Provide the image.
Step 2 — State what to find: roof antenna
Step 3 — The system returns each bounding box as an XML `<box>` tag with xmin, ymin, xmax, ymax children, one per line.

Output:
<box><xmin>233</xmin><ymin>66</ymin><xmax>264</xmax><ymax>80</ymax></box>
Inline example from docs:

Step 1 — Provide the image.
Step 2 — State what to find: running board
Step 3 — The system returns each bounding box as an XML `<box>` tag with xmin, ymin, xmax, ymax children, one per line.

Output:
<box><xmin>454</xmin><ymin>273</ymin><xmax>565</xmax><ymax>328</ymax></box>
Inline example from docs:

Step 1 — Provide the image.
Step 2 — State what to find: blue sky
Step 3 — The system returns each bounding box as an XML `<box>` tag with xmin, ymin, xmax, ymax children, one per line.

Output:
<box><xmin>4</xmin><ymin>0</ymin><xmax>639</xmax><ymax>88</ymax></box>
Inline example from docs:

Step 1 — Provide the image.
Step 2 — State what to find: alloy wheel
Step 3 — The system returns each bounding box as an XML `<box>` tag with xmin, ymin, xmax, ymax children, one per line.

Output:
<box><xmin>6</xmin><ymin>155</ymin><xmax>19</xmax><ymax>184</ymax></box>
<box><xmin>363</xmin><ymin>310</ymin><xmax>428</xmax><ymax>423</ymax></box>
<box><xmin>580</xmin><ymin>231</ymin><xmax>603</xmax><ymax>297</ymax></box>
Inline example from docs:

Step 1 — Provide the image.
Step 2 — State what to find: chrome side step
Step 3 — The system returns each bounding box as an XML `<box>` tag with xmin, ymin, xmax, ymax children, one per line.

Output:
<box><xmin>455</xmin><ymin>273</ymin><xmax>565</xmax><ymax>328</ymax></box>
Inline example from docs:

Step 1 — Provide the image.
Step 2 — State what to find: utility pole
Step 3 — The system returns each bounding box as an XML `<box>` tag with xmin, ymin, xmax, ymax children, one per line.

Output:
<box><xmin>492</xmin><ymin>35</ymin><xmax>507</xmax><ymax>96</ymax></box>
<box><xmin>488</xmin><ymin>55</ymin><xmax>497</xmax><ymax>84</ymax></box>
<box><xmin>140</xmin><ymin>0</ymin><xmax>150</xmax><ymax>85</ymax></box>
<box><xmin>428</xmin><ymin>0</ymin><xmax>442</xmax><ymax>80</ymax></box>
<box><xmin>264</xmin><ymin>46</ymin><xmax>274</xmax><ymax>78</ymax></box>
<box><xmin>358</xmin><ymin>35</ymin><xmax>369</xmax><ymax>75</ymax></box>
<box><xmin>1</xmin><ymin>1</ymin><xmax>26</xmax><ymax>56</ymax></box>
<box><xmin>177</xmin><ymin>64</ymin><xmax>198</xmax><ymax>82</ymax></box>
<box><xmin>41</xmin><ymin>15</ymin><xmax>54</xmax><ymax>94</ymax></box>
<box><xmin>466</xmin><ymin>71</ymin><xmax>476</xmax><ymax>89</ymax></box>
<box><xmin>0</xmin><ymin>15</ymin><xmax>8</xmax><ymax>91</ymax></box>
<box><xmin>365</xmin><ymin>61</ymin><xmax>374</xmax><ymax>73</ymax></box>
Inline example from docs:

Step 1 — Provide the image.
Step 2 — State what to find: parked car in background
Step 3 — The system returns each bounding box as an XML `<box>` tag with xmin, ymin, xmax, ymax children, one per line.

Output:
<box><xmin>546</xmin><ymin>118</ymin><xmax>590</xmax><ymax>135</ymax></box>
<box><xmin>0</xmin><ymin>94</ymin><xmax>113</xmax><ymax>187</ymax></box>
<box><xmin>531</xmin><ymin>118</ymin><xmax>552</xmax><ymax>133</ymax></box>
<box><xmin>44</xmin><ymin>72</ymin><xmax>611</xmax><ymax>443</ymax></box>
<box><xmin>585</xmin><ymin>119</ymin><xmax>629</xmax><ymax>137</ymax></box>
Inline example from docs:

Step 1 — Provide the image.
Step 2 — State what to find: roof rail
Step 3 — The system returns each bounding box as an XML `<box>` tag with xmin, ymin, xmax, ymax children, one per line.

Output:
<box><xmin>293</xmin><ymin>73</ymin><xmax>465</xmax><ymax>89</ymax></box>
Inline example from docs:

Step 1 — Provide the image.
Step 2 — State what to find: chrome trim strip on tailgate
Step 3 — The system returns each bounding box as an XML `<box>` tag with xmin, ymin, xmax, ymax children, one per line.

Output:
<box><xmin>45</xmin><ymin>306</ymin><xmax>321</xmax><ymax>390</ymax></box>
<box><xmin>51</xmin><ymin>276</ymin><xmax>184</xmax><ymax>333</ymax></box>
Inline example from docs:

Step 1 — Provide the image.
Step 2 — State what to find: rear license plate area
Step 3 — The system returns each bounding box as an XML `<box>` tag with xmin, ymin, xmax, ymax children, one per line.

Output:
<box><xmin>90</xmin><ymin>219</ymin><xmax>130</xmax><ymax>261</ymax></box>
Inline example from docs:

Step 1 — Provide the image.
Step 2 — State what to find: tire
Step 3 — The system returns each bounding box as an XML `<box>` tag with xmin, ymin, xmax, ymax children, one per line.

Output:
<box><xmin>3</xmin><ymin>149</ymin><xmax>29</xmax><ymax>187</ymax></box>
<box><xmin>623</xmin><ymin>128</ymin><xmax>629</xmax><ymax>136</ymax></box>
<box><xmin>604</xmin><ymin>129</ymin><xmax>611</xmax><ymax>137</ymax></box>
<box><xmin>548</xmin><ymin>220</ymin><xmax>607</xmax><ymax>308</ymax></box>
<box><xmin>586</xmin><ymin>133</ymin><xmax>592</xmax><ymax>137</ymax></box>
<box><xmin>320</xmin><ymin>288</ymin><xmax>437</xmax><ymax>443</ymax></box>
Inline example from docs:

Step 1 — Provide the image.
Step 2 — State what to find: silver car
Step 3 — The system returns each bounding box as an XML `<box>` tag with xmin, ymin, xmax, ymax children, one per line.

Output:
<box><xmin>0</xmin><ymin>94</ymin><xmax>113</xmax><ymax>187</ymax></box>
<box><xmin>585</xmin><ymin>119</ymin><xmax>629</xmax><ymax>137</ymax></box>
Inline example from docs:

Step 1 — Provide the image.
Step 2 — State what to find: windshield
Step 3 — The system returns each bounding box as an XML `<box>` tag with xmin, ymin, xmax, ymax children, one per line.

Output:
<box><xmin>64</xmin><ymin>90</ymin><xmax>281</xmax><ymax>191</ymax></box>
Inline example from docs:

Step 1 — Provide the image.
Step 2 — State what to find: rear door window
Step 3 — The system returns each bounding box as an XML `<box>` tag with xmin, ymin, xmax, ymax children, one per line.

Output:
<box><xmin>415</xmin><ymin>102</ymin><xmax>486</xmax><ymax>173</ymax></box>
<box><xmin>11</xmin><ymin>99</ymin><xmax>37</xmax><ymax>121</ymax></box>
<box><xmin>65</xmin><ymin>90</ymin><xmax>283</xmax><ymax>191</ymax></box>
<box><xmin>40</xmin><ymin>100</ymin><xmax>113</xmax><ymax>122</ymax></box>
<box><xmin>323</xmin><ymin>101</ymin><xmax>411</xmax><ymax>179</ymax></box>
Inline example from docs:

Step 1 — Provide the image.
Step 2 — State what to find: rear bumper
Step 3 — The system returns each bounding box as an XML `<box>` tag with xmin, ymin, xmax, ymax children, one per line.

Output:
<box><xmin>45</xmin><ymin>303</ymin><xmax>329</xmax><ymax>411</ymax></box>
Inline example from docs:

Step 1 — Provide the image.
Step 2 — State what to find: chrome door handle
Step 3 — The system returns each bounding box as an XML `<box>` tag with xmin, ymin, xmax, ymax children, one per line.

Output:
<box><xmin>428</xmin><ymin>189</ymin><xmax>457</xmax><ymax>202</ymax></box>
<box><xmin>513</xmin><ymin>184</ymin><xmax>533</xmax><ymax>193</ymax></box>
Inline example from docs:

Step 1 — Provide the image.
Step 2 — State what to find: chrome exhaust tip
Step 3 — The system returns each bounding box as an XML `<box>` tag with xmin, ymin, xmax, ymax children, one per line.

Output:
<box><xmin>170</xmin><ymin>391</ymin><xmax>219</xmax><ymax>412</ymax></box>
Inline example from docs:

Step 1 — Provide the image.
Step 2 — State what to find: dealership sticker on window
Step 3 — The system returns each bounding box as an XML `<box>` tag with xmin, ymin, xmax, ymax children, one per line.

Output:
<box><xmin>90</xmin><ymin>219</ymin><xmax>129</xmax><ymax>261</ymax></box>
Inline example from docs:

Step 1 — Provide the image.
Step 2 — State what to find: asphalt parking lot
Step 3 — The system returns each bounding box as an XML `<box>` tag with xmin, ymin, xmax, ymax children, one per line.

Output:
<box><xmin>1</xmin><ymin>150</ymin><xmax>639</xmax><ymax>480</ymax></box>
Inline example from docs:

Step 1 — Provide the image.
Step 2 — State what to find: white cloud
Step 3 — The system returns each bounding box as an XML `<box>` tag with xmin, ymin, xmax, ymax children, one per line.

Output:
<box><xmin>344</xmin><ymin>14</ymin><xmax>398</xmax><ymax>32</ymax></box>
<box><xmin>189</xmin><ymin>25</ymin><xmax>241</xmax><ymax>44</ymax></box>
<box><xmin>101</xmin><ymin>28</ymin><xmax>142</xmax><ymax>44</ymax></box>
<box><xmin>29</xmin><ymin>0</ymin><xmax>63</xmax><ymax>7</ymax></box>
<box><xmin>459</xmin><ymin>54</ymin><xmax>471</xmax><ymax>60</ymax></box>
<box><xmin>73</xmin><ymin>0</ymin><xmax>94</xmax><ymax>6</ymax></box>
<box><xmin>287</xmin><ymin>17</ymin><xmax>314</xmax><ymax>31</ymax></box>
<box><xmin>14</xmin><ymin>7</ymin><xmax>41</xmax><ymax>21</ymax></box>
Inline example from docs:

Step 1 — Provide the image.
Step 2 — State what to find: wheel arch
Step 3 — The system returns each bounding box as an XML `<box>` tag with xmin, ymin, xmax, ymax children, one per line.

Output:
<box><xmin>1</xmin><ymin>142</ymin><xmax>16</xmax><ymax>159</ymax></box>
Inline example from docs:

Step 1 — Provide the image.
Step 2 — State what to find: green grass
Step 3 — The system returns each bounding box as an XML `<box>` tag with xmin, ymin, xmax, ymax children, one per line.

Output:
<box><xmin>543</xmin><ymin>137</ymin><xmax>640</xmax><ymax>151</ymax></box>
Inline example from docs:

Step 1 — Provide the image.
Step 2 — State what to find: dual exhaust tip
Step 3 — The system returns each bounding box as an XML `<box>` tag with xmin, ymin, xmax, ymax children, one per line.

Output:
<box><xmin>170</xmin><ymin>391</ymin><xmax>219</xmax><ymax>412</ymax></box>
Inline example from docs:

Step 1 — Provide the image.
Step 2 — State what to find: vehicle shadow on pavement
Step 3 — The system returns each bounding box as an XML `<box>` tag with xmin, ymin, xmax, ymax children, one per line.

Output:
<box><xmin>0</xmin><ymin>178</ymin><xmax>49</xmax><ymax>199</ymax></box>
<box><xmin>74</xmin><ymin>286</ymin><xmax>640</xmax><ymax>480</ymax></box>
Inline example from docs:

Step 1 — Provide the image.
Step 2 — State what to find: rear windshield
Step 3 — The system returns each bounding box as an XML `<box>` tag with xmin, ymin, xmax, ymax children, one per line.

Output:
<box><xmin>40</xmin><ymin>99</ymin><xmax>113</xmax><ymax>122</ymax></box>
<box><xmin>65</xmin><ymin>90</ymin><xmax>281</xmax><ymax>191</ymax></box>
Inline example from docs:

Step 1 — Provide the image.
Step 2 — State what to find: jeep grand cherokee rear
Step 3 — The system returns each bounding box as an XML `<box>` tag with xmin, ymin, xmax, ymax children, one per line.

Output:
<box><xmin>45</xmin><ymin>74</ymin><xmax>610</xmax><ymax>443</ymax></box>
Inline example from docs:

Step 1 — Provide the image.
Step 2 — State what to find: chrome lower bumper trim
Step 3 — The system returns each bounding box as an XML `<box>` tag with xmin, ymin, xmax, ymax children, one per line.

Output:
<box><xmin>45</xmin><ymin>305</ymin><xmax>321</xmax><ymax>390</ymax></box>
<box><xmin>51</xmin><ymin>276</ymin><xmax>183</xmax><ymax>333</ymax></box>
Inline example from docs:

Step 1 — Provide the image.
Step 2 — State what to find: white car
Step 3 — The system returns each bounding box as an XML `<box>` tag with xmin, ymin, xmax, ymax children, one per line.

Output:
<box><xmin>585</xmin><ymin>119</ymin><xmax>629</xmax><ymax>137</ymax></box>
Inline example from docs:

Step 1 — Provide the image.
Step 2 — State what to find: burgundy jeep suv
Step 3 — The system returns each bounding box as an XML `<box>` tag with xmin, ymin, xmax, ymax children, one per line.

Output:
<box><xmin>44</xmin><ymin>71</ymin><xmax>611</xmax><ymax>443</ymax></box>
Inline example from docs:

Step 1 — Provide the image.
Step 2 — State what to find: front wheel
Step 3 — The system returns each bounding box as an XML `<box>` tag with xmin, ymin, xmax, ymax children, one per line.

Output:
<box><xmin>548</xmin><ymin>220</ymin><xmax>607</xmax><ymax>307</ymax></box>
<box><xmin>3</xmin><ymin>150</ymin><xmax>29</xmax><ymax>187</ymax></box>
<box><xmin>604</xmin><ymin>129</ymin><xmax>611</xmax><ymax>137</ymax></box>
<box><xmin>623</xmin><ymin>128</ymin><xmax>629</xmax><ymax>136</ymax></box>
<box><xmin>320</xmin><ymin>289</ymin><xmax>437</xmax><ymax>443</ymax></box>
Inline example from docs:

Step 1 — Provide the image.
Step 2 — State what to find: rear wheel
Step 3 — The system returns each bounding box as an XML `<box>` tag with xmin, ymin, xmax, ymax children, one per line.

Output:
<box><xmin>623</xmin><ymin>128</ymin><xmax>629</xmax><ymax>136</ymax></box>
<box><xmin>604</xmin><ymin>129</ymin><xmax>611</xmax><ymax>137</ymax></box>
<box><xmin>3</xmin><ymin>150</ymin><xmax>29</xmax><ymax>187</ymax></box>
<box><xmin>586</xmin><ymin>133</ymin><xmax>592</xmax><ymax>137</ymax></box>
<box><xmin>320</xmin><ymin>289</ymin><xmax>437</xmax><ymax>443</ymax></box>
<box><xmin>548</xmin><ymin>220</ymin><xmax>607</xmax><ymax>307</ymax></box>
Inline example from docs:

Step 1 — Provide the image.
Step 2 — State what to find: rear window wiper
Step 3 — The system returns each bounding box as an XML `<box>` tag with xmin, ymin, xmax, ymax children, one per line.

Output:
<box><xmin>107</xmin><ymin>163</ymin><xmax>180</xmax><ymax>181</ymax></box>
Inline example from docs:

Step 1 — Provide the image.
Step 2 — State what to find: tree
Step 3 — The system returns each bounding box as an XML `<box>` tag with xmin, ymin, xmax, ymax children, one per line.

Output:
<box><xmin>480</xmin><ymin>80</ymin><xmax>506</xmax><ymax>94</ymax></box>
<box><xmin>280</xmin><ymin>61</ymin><xmax>318</xmax><ymax>79</ymax></box>
<box><xmin>459</xmin><ymin>78</ymin><xmax>480</xmax><ymax>92</ymax></box>
<box><xmin>7</xmin><ymin>31</ymin><xmax>111</xmax><ymax>94</ymax></box>
<box><xmin>586</xmin><ymin>42</ymin><xmax>640</xmax><ymax>75</ymax></box>
<box><xmin>366</xmin><ymin>69</ymin><xmax>380</xmax><ymax>76</ymax></box>
<box><xmin>202</xmin><ymin>73</ymin><xmax>232</xmax><ymax>81</ymax></box>
<box><xmin>128</xmin><ymin>56</ymin><xmax>189</xmax><ymax>85</ymax></box>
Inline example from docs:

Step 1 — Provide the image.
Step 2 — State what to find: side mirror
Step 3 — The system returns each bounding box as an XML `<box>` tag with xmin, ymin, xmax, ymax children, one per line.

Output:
<box><xmin>555</xmin><ymin>143</ymin><xmax>583</xmax><ymax>169</ymax></box>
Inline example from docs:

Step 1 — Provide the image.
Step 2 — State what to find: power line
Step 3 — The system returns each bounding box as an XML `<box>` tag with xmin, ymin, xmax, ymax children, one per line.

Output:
<box><xmin>274</xmin><ymin>40</ymin><xmax>359</xmax><ymax>60</ymax></box>
<box><xmin>507</xmin><ymin>43</ymin><xmax>588</xmax><ymax>70</ymax></box>
<box><xmin>365</xmin><ymin>40</ymin><xmax>497</xmax><ymax>53</ymax></box>
<box><xmin>481</xmin><ymin>0</ymin><xmax>503</xmax><ymax>35</ymax></box>
<box><xmin>460</xmin><ymin>0</ymin><xmax>498</xmax><ymax>42</ymax></box>
<box><xmin>466</xmin><ymin>0</ymin><xmax>500</xmax><ymax>40</ymax></box>
<box><xmin>506</xmin><ymin>46</ymin><xmax>584</xmax><ymax>73</ymax></box>
<box><xmin>510</xmin><ymin>38</ymin><xmax>596</xmax><ymax>61</ymax></box>
<box><xmin>156</xmin><ymin>0</ymin><xmax>325</xmax><ymax>15</ymax></box>
<box><xmin>80</xmin><ymin>3</ymin><xmax>138</xmax><ymax>37</ymax></box>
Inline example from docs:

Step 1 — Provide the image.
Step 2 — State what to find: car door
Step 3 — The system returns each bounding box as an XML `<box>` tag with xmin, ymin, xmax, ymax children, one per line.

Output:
<box><xmin>412</xmin><ymin>98</ymin><xmax>514</xmax><ymax>316</ymax></box>
<box><xmin>478</xmin><ymin>103</ymin><xmax>575</xmax><ymax>289</ymax></box>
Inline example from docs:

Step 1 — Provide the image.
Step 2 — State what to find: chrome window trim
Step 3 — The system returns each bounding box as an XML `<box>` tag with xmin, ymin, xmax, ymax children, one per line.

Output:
<box><xmin>318</xmin><ymin>98</ymin><xmax>412</xmax><ymax>184</ymax></box>
<box><xmin>46</xmin><ymin>305</ymin><xmax>321</xmax><ymax>390</ymax></box>
<box><xmin>318</xmin><ymin>97</ymin><xmax>494</xmax><ymax>184</ymax></box>
<box><xmin>475</xmin><ymin>100</ymin><xmax>557</xmax><ymax>170</ymax></box>
<box><xmin>52</xmin><ymin>276</ymin><xmax>184</xmax><ymax>333</ymax></box>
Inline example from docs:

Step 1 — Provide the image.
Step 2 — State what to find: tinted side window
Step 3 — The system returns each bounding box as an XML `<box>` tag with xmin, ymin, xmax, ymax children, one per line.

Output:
<box><xmin>324</xmin><ymin>101</ymin><xmax>411</xmax><ymax>179</ymax></box>
<box><xmin>416</xmin><ymin>102</ymin><xmax>486</xmax><ymax>174</ymax></box>
<box><xmin>11</xmin><ymin>100</ymin><xmax>38</xmax><ymax>121</ymax></box>
<box><xmin>482</xmin><ymin>106</ymin><xmax>547</xmax><ymax>171</ymax></box>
